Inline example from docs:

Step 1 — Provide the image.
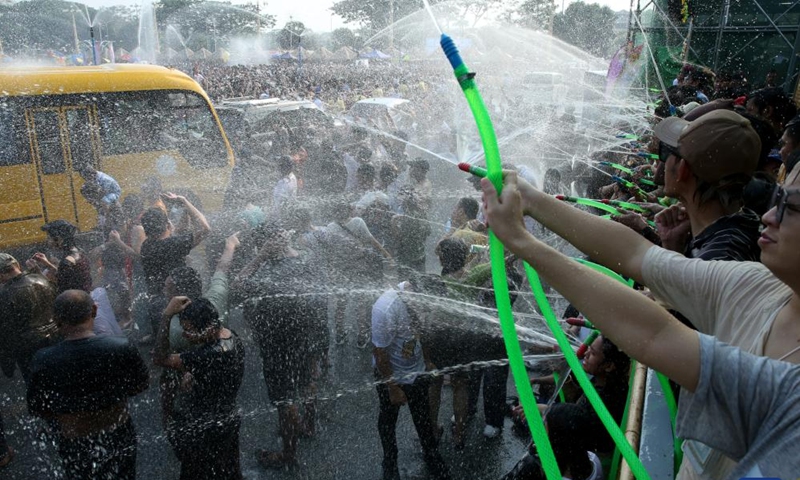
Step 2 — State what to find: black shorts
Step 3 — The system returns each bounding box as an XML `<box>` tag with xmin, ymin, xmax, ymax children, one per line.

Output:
<box><xmin>247</xmin><ymin>298</ymin><xmax>322</xmax><ymax>403</ymax></box>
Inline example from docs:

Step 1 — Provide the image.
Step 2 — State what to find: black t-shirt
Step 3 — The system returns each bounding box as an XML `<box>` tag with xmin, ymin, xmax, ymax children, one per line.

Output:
<box><xmin>177</xmin><ymin>333</ymin><xmax>245</xmax><ymax>420</ymax></box>
<box><xmin>140</xmin><ymin>233</ymin><xmax>194</xmax><ymax>295</ymax></box>
<box><xmin>27</xmin><ymin>336</ymin><xmax>149</xmax><ymax>416</ymax></box>
<box><xmin>56</xmin><ymin>248</ymin><xmax>92</xmax><ymax>293</ymax></box>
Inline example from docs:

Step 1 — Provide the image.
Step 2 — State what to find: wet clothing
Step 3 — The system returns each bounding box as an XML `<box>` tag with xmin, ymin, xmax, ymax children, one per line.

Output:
<box><xmin>168</xmin><ymin>271</ymin><xmax>230</xmax><ymax>352</ymax></box>
<box><xmin>390</xmin><ymin>213</ymin><xmax>431</xmax><ymax>272</ymax></box>
<box><xmin>56</xmin><ymin>249</ymin><xmax>92</xmax><ymax>294</ymax></box>
<box><xmin>576</xmin><ymin>381</ymin><xmax>629</xmax><ymax>454</ymax></box>
<box><xmin>167</xmin><ymin>334</ymin><xmax>245</xmax><ymax>480</ymax></box>
<box><xmin>0</xmin><ymin>272</ymin><xmax>58</xmax><ymax>381</ymax></box>
<box><xmin>141</xmin><ymin>233</ymin><xmax>194</xmax><ymax>335</ymax></box>
<box><xmin>57</xmin><ymin>417</ymin><xmax>137</xmax><ymax>480</ymax></box>
<box><xmin>27</xmin><ymin>335</ymin><xmax>148</xmax><ymax>416</ymax></box>
<box><xmin>376</xmin><ymin>375</ymin><xmax>450</xmax><ymax>480</ymax></box>
<box><xmin>240</xmin><ymin>255</ymin><xmax>326</xmax><ymax>402</ymax></box>
<box><xmin>27</xmin><ymin>336</ymin><xmax>147</xmax><ymax>480</ymax></box>
<box><xmin>140</xmin><ymin>233</ymin><xmax>194</xmax><ymax>296</ymax></box>
<box><xmin>641</xmin><ymin>247</ymin><xmax>793</xmax><ymax>480</ymax></box>
<box><xmin>686</xmin><ymin>209</ymin><xmax>761</xmax><ymax>262</ymax></box>
<box><xmin>371</xmin><ymin>286</ymin><xmax>424</xmax><ymax>385</ymax></box>
<box><xmin>678</xmin><ymin>334</ymin><xmax>800</xmax><ymax>479</ymax></box>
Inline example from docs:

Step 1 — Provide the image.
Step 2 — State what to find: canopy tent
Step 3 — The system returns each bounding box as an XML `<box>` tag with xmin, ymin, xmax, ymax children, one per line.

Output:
<box><xmin>313</xmin><ymin>47</ymin><xmax>333</xmax><ymax>61</ymax></box>
<box><xmin>198</xmin><ymin>48</ymin><xmax>213</xmax><ymax>60</ymax></box>
<box><xmin>295</xmin><ymin>46</ymin><xmax>314</xmax><ymax>60</ymax></box>
<box><xmin>184</xmin><ymin>48</ymin><xmax>195</xmax><ymax>59</ymax></box>
<box><xmin>215</xmin><ymin>48</ymin><xmax>230</xmax><ymax>63</ymax></box>
<box><xmin>332</xmin><ymin>47</ymin><xmax>357</xmax><ymax>61</ymax></box>
<box><xmin>271</xmin><ymin>51</ymin><xmax>297</xmax><ymax>61</ymax></box>
<box><xmin>359</xmin><ymin>49</ymin><xmax>391</xmax><ymax>60</ymax></box>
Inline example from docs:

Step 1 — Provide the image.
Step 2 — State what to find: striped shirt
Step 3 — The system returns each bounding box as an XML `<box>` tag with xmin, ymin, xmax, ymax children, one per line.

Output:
<box><xmin>686</xmin><ymin>209</ymin><xmax>761</xmax><ymax>262</ymax></box>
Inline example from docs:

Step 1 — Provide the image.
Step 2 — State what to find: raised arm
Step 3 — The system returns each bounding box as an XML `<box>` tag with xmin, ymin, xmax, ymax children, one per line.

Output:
<box><xmin>163</xmin><ymin>193</ymin><xmax>211</xmax><ymax>247</ymax></box>
<box><xmin>482</xmin><ymin>173</ymin><xmax>700</xmax><ymax>392</ymax></box>
<box><xmin>215</xmin><ymin>232</ymin><xmax>240</xmax><ymax>275</ymax></box>
<box><xmin>514</xmin><ymin>171</ymin><xmax>653</xmax><ymax>284</ymax></box>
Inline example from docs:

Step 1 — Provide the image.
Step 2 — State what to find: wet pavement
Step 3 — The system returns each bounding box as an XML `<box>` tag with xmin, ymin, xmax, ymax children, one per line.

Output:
<box><xmin>0</xmin><ymin>304</ymin><xmax>529</xmax><ymax>480</ymax></box>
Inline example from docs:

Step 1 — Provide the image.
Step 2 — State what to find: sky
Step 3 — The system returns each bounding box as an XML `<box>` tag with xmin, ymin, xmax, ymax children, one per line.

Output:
<box><xmin>78</xmin><ymin>0</ymin><xmax>633</xmax><ymax>33</ymax></box>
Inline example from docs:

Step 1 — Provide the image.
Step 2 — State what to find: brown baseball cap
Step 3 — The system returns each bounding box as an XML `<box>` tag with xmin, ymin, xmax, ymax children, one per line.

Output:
<box><xmin>0</xmin><ymin>253</ymin><xmax>18</xmax><ymax>270</ymax></box>
<box><xmin>654</xmin><ymin>109</ymin><xmax>761</xmax><ymax>183</ymax></box>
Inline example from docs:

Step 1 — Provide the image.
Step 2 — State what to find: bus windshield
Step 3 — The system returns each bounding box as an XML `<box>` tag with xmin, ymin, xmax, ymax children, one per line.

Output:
<box><xmin>97</xmin><ymin>90</ymin><xmax>229</xmax><ymax>168</ymax></box>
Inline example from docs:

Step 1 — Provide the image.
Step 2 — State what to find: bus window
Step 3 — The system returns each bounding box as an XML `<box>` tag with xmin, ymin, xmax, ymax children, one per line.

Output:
<box><xmin>0</xmin><ymin>100</ymin><xmax>31</xmax><ymax>167</ymax></box>
<box><xmin>32</xmin><ymin>110</ymin><xmax>66</xmax><ymax>175</ymax></box>
<box><xmin>97</xmin><ymin>91</ymin><xmax>228</xmax><ymax>168</ymax></box>
<box><xmin>65</xmin><ymin>108</ymin><xmax>97</xmax><ymax>172</ymax></box>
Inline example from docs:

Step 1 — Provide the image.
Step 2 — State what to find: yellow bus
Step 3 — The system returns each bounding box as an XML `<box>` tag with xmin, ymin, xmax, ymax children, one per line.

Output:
<box><xmin>0</xmin><ymin>64</ymin><xmax>234</xmax><ymax>249</ymax></box>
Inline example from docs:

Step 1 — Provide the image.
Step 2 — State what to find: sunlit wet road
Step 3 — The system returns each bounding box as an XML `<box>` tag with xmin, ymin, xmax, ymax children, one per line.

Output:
<box><xmin>0</xmin><ymin>305</ymin><xmax>528</xmax><ymax>480</ymax></box>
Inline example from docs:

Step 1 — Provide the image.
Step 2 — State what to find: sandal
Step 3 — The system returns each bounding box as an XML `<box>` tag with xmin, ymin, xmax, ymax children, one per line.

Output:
<box><xmin>0</xmin><ymin>447</ymin><xmax>14</xmax><ymax>468</ymax></box>
<box><xmin>256</xmin><ymin>449</ymin><xmax>296</xmax><ymax>470</ymax></box>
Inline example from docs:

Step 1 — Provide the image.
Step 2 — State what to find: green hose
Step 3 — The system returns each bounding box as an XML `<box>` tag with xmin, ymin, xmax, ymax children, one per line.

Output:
<box><xmin>441</xmin><ymin>38</ymin><xmax>561</xmax><ymax>479</ymax></box>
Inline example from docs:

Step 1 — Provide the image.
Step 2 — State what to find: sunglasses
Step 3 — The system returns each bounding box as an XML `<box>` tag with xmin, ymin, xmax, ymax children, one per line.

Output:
<box><xmin>658</xmin><ymin>142</ymin><xmax>681</xmax><ymax>163</ymax></box>
<box><xmin>769</xmin><ymin>185</ymin><xmax>800</xmax><ymax>223</ymax></box>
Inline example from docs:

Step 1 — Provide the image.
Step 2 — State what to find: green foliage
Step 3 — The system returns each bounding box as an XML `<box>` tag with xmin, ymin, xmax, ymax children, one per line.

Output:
<box><xmin>502</xmin><ymin>0</ymin><xmax>555</xmax><ymax>31</ymax></box>
<box><xmin>157</xmin><ymin>1</ymin><xmax>276</xmax><ymax>50</ymax></box>
<box><xmin>331</xmin><ymin>0</ymin><xmax>429</xmax><ymax>31</ymax></box>
<box><xmin>277</xmin><ymin>20</ymin><xmax>306</xmax><ymax>50</ymax></box>
<box><xmin>552</xmin><ymin>1</ymin><xmax>617</xmax><ymax>57</ymax></box>
<box><xmin>330</xmin><ymin>27</ymin><xmax>357</xmax><ymax>50</ymax></box>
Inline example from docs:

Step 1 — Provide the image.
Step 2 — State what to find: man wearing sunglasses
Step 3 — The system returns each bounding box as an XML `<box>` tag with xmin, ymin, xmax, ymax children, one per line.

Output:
<box><xmin>484</xmin><ymin>109</ymin><xmax>800</xmax><ymax>480</ymax></box>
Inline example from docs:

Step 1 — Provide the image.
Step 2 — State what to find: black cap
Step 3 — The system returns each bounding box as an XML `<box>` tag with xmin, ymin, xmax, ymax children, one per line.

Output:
<box><xmin>41</xmin><ymin>220</ymin><xmax>77</xmax><ymax>239</ymax></box>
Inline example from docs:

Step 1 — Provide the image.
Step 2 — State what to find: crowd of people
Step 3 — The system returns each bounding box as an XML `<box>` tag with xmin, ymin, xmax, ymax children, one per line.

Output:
<box><xmin>1</xmin><ymin>54</ymin><xmax>800</xmax><ymax>480</ymax></box>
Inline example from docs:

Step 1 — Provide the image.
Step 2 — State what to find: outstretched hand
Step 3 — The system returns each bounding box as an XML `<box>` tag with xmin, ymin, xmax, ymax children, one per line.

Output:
<box><xmin>480</xmin><ymin>171</ymin><xmax>528</xmax><ymax>246</ymax></box>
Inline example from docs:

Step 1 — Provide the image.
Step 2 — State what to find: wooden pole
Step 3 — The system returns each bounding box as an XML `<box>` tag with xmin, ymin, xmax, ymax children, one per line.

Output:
<box><xmin>618</xmin><ymin>361</ymin><xmax>648</xmax><ymax>480</ymax></box>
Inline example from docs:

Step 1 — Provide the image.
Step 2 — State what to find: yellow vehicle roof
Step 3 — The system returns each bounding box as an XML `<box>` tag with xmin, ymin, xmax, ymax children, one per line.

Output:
<box><xmin>0</xmin><ymin>64</ymin><xmax>205</xmax><ymax>97</ymax></box>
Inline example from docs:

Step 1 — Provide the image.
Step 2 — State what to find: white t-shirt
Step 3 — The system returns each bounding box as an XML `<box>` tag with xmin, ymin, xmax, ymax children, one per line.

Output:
<box><xmin>343</xmin><ymin>153</ymin><xmax>358</xmax><ymax>192</ymax></box>
<box><xmin>641</xmin><ymin>246</ymin><xmax>794</xmax><ymax>480</ymax></box>
<box><xmin>371</xmin><ymin>284</ymin><xmax>425</xmax><ymax>385</ymax></box>
<box><xmin>272</xmin><ymin>173</ymin><xmax>297</xmax><ymax>214</ymax></box>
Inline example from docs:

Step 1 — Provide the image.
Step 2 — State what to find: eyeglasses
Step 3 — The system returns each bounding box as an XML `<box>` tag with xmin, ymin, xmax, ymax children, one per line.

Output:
<box><xmin>768</xmin><ymin>185</ymin><xmax>800</xmax><ymax>223</ymax></box>
<box><xmin>658</xmin><ymin>142</ymin><xmax>681</xmax><ymax>163</ymax></box>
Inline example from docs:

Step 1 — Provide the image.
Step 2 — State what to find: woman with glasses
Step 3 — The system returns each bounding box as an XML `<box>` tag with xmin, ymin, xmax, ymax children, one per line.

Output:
<box><xmin>480</xmin><ymin>170</ymin><xmax>800</xmax><ymax>479</ymax></box>
<box><xmin>477</xmin><ymin>112</ymin><xmax>800</xmax><ymax>480</ymax></box>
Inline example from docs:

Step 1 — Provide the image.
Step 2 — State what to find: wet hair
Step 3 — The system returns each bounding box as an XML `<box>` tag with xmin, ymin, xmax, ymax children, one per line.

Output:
<box><xmin>102</xmin><ymin>241</ymin><xmax>126</xmax><ymax>270</ymax></box>
<box><xmin>54</xmin><ymin>290</ymin><xmax>94</xmax><ymax>326</ymax></box>
<box><xmin>170</xmin><ymin>266</ymin><xmax>203</xmax><ymax>300</ymax></box>
<box><xmin>379</xmin><ymin>163</ymin><xmax>399</xmax><ymax>187</ymax></box>
<box><xmin>122</xmin><ymin>194</ymin><xmax>144</xmax><ymax>222</ymax></box>
<box><xmin>546</xmin><ymin>403</ymin><xmax>594</xmax><ymax>480</ymax></box>
<box><xmin>357</xmin><ymin>163</ymin><xmax>376</xmax><ymax>182</ymax></box>
<box><xmin>784</xmin><ymin>114</ymin><xmax>800</xmax><ymax>146</ymax></box>
<box><xmin>277</xmin><ymin>155</ymin><xmax>294</xmax><ymax>176</ymax></box>
<box><xmin>410</xmin><ymin>158</ymin><xmax>430</xmax><ymax>173</ymax></box>
<box><xmin>738</xmin><ymin>112</ymin><xmax>778</xmax><ymax>169</ymax></box>
<box><xmin>599</xmin><ymin>336</ymin><xmax>631</xmax><ymax>385</ymax></box>
<box><xmin>286</xmin><ymin>206</ymin><xmax>313</xmax><ymax>232</ymax></box>
<box><xmin>456</xmin><ymin>197</ymin><xmax>479</xmax><ymax>220</ymax></box>
<box><xmin>140</xmin><ymin>207</ymin><xmax>169</xmax><ymax>238</ymax></box>
<box><xmin>743</xmin><ymin>172</ymin><xmax>777</xmax><ymax>216</ymax></box>
<box><xmin>437</xmin><ymin>238</ymin><xmax>469</xmax><ymax>276</ymax></box>
<box><xmin>179</xmin><ymin>297</ymin><xmax>221</xmax><ymax>332</ymax></box>
<box><xmin>748</xmin><ymin>88</ymin><xmax>797</xmax><ymax>128</ymax></box>
<box><xmin>693</xmin><ymin>173</ymin><xmax>751</xmax><ymax>209</ymax></box>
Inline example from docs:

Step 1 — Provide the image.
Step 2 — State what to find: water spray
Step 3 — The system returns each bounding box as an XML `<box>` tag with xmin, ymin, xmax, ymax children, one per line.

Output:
<box><xmin>436</xmin><ymin>24</ymin><xmax>562</xmax><ymax>479</ymax></box>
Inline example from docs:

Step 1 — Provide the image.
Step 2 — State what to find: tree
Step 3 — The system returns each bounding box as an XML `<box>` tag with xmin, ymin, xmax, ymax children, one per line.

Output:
<box><xmin>157</xmin><ymin>0</ymin><xmax>276</xmax><ymax>50</ymax></box>
<box><xmin>330</xmin><ymin>27</ymin><xmax>356</xmax><ymax>50</ymax></box>
<box><xmin>277</xmin><ymin>20</ymin><xmax>305</xmax><ymax>50</ymax></box>
<box><xmin>503</xmin><ymin>0</ymin><xmax>555</xmax><ymax>31</ymax></box>
<box><xmin>331</xmin><ymin>0</ymin><xmax>432</xmax><ymax>31</ymax></box>
<box><xmin>552</xmin><ymin>1</ymin><xmax>616</xmax><ymax>57</ymax></box>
